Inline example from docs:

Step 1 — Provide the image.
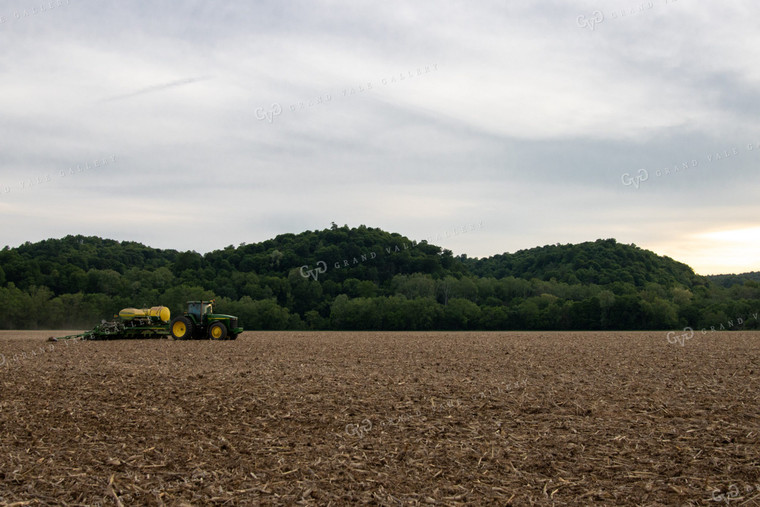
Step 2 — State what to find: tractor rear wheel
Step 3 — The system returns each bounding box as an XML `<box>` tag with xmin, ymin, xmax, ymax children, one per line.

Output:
<box><xmin>170</xmin><ymin>316</ymin><xmax>194</xmax><ymax>340</ymax></box>
<box><xmin>208</xmin><ymin>322</ymin><xmax>227</xmax><ymax>340</ymax></box>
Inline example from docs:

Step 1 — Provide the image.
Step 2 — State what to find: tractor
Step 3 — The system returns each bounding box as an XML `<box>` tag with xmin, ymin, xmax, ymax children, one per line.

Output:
<box><xmin>49</xmin><ymin>300</ymin><xmax>243</xmax><ymax>342</ymax></box>
<box><xmin>169</xmin><ymin>300</ymin><xmax>243</xmax><ymax>340</ymax></box>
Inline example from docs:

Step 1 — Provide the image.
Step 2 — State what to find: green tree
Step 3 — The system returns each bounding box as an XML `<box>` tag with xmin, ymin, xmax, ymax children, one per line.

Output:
<box><xmin>173</xmin><ymin>251</ymin><xmax>202</xmax><ymax>274</ymax></box>
<box><xmin>598</xmin><ymin>289</ymin><xmax>615</xmax><ymax>329</ymax></box>
<box><xmin>304</xmin><ymin>310</ymin><xmax>328</xmax><ymax>329</ymax></box>
<box><xmin>477</xmin><ymin>305</ymin><xmax>510</xmax><ymax>330</ymax></box>
<box><xmin>442</xmin><ymin>298</ymin><xmax>481</xmax><ymax>330</ymax></box>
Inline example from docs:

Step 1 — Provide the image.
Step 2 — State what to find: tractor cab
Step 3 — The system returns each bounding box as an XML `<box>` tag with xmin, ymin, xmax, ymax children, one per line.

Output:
<box><xmin>187</xmin><ymin>301</ymin><xmax>213</xmax><ymax>321</ymax></box>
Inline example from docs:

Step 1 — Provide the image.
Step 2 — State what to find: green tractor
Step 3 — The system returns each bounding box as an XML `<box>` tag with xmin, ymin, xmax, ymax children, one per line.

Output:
<box><xmin>169</xmin><ymin>300</ymin><xmax>243</xmax><ymax>340</ymax></box>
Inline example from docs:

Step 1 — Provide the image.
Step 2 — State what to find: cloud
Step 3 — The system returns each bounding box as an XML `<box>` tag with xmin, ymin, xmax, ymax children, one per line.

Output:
<box><xmin>0</xmin><ymin>0</ymin><xmax>758</xmax><ymax>275</ymax></box>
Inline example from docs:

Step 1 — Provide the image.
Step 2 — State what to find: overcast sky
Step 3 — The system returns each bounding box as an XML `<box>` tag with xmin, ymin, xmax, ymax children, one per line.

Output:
<box><xmin>1</xmin><ymin>0</ymin><xmax>758</xmax><ymax>275</ymax></box>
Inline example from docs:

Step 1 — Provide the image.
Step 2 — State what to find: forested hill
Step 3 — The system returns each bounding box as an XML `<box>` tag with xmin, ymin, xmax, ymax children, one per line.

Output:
<box><xmin>707</xmin><ymin>272</ymin><xmax>760</xmax><ymax>288</ymax></box>
<box><xmin>0</xmin><ymin>225</ymin><xmax>461</xmax><ymax>292</ymax></box>
<box><xmin>0</xmin><ymin>226</ymin><xmax>758</xmax><ymax>331</ymax></box>
<box><xmin>461</xmin><ymin>239</ymin><xmax>701</xmax><ymax>288</ymax></box>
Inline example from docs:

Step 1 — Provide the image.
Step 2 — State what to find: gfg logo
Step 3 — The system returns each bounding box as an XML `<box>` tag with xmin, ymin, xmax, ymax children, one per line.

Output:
<box><xmin>255</xmin><ymin>103</ymin><xmax>282</xmax><ymax>123</ymax></box>
<box><xmin>666</xmin><ymin>327</ymin><xmax>694</xmax><ymax>346</ymax></box>
<box><xmin>300</xmin><ymin>261</ymin><xmax>327</xmax><ymax>281</ymax></box>
<box><xmin>621</xmin><ymin>168</ymin><xmax>649</xmax><ymax>189</ymax></box>
<box><xmin>577</xmin><ymin>11</ymin><xmax>604</xmax><ymax>30</ymax></box>
<box><xmin>345</xmin><ymin>419</ymin><xmax>372</xmax><ymax>439</ymax></box>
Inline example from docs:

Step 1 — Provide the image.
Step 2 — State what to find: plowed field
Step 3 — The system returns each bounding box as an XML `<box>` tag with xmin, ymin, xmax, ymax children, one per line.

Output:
<box><xmin>1</xmin><ymin>331</ymin><xmax>759</xmax><ymax>505</ymax></box>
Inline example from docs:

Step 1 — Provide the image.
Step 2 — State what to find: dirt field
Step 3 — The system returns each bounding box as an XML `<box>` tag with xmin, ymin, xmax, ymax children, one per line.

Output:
<box><xmin>1</xmin><ymin>331</ymin><xmax>759</xmax><ymax>506</ymax></box>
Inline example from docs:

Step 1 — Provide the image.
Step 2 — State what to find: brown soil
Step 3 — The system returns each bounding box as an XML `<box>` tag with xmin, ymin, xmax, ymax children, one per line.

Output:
<box><xmin>1</xmin><ymin>331</ymin><xmax>759</xmax><ymax>505</ymax></box>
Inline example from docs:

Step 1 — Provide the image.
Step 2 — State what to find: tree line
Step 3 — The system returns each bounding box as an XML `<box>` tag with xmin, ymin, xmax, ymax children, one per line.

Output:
<box><xmin>0</xmin><ymin>226</ymin><xmax>757</xmax><ymax>331</ymax></box>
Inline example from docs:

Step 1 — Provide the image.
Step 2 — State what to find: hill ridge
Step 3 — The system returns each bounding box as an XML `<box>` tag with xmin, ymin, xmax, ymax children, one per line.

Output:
<box><xmin>0</xmin><ymin>226</ymin><xmax>757</xmax><ymax>331</ymax></box>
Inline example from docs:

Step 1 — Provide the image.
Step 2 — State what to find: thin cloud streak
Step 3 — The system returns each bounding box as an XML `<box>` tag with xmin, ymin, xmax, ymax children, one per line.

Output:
<box><xmin>98</xmin><ymin>76</ymin><xmax>213</xmax><ymax>103</ymax></box>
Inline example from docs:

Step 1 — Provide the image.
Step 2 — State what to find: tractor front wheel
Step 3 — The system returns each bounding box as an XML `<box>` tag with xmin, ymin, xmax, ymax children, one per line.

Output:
<box><xmin>170</xmin><ymin>316</ymin><xmax>194</xmax><ymax>340</ymax></box>
<box><xmin>208</xmin><ymin>322</ymin><xmax>228</xmax><ymax>340</ymax></box>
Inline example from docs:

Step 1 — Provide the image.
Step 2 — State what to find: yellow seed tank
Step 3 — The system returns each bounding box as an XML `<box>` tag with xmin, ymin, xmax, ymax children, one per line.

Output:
<box><xmin>118</xmin><ymin>306</ymin><xmax>171</xmax><ymax>323</ymax></box>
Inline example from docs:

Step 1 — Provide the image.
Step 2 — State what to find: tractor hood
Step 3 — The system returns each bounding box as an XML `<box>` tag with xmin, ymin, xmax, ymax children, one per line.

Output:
<box><xmin>209</xmin><ymin>314</ymin><xmax>237</xmax><ymax>320</ymax></box>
